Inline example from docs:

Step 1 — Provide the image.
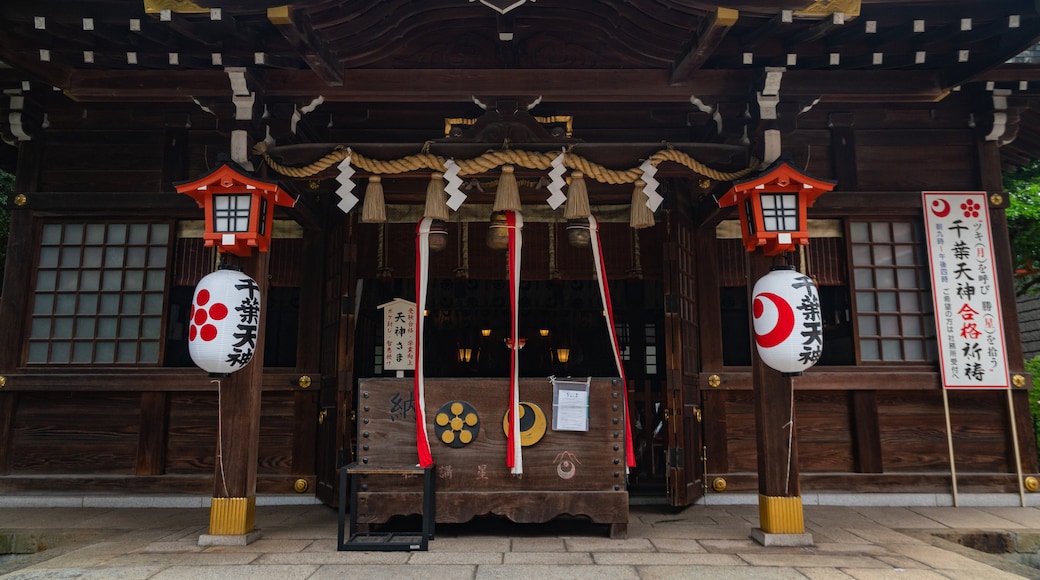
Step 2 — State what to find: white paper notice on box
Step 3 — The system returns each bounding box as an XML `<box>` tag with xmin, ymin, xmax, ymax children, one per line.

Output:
<box><xmin>552</xmin><ymin>377</ymin><xmax>590</xmax><ymax>431</ymax></box>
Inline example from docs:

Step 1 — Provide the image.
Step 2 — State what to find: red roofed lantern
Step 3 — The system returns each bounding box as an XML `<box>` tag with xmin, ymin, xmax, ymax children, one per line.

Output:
<box><xmin>717</xmin><ymin>161</ymin><xmax>835</xmax><ymax>256</ymax></box>
<box><xmin>175</xmin><ymin>164</ymin><xmax>296</xmax><ymax>256</ymax></box>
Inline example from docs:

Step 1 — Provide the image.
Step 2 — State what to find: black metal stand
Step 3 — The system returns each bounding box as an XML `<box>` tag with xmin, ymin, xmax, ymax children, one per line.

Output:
<box><xmin>337</xmin><ymin>462</ymin><xmax>436</xmax><ymax>551</ymax></box>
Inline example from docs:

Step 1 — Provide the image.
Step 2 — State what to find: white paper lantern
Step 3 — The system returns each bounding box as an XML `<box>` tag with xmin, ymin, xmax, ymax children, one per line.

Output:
<box><xmin>188</xmin><ymin>268</ymin><xmax>261</xmax><ymax>375</ymax></box>
<box><xmin>751</xmin><ymin>267</ymin><xmax>823</xmax><ymax>374</ymax></box>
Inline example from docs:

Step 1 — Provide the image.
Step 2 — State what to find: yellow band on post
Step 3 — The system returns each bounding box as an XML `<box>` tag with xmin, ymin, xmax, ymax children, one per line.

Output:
<box><xmin>758</xmin><ymin>494</ymin><xmax>804</xmax><ymax>534</ymax></box>
<box><xmin>209</xmin><ymin>497</ymin><xmax>256</xmax><ymax>535</ymax></box>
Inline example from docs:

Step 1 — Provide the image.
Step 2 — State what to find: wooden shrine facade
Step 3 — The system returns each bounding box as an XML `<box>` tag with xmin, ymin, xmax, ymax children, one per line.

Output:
<box><xmin>2</xmin><ymin>1</ymin><xmax>1040</xmax><ymax>509</ymax></box>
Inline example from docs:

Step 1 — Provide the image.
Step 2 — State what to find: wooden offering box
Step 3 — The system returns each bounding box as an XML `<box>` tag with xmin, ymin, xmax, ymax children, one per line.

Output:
<box><xmin>355</xmin><ymin>377</ymin><xmax>630</xmax><ymax>538</ymax></box>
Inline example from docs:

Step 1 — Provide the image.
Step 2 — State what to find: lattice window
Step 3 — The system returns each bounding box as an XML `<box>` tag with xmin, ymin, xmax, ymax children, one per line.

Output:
<box><xmin>615</xmin><ymin>322</ymin><xmax>630</xmax><ymax>361</ymax></box>
<box><xmin>28</xmin><ymin>223</ymin><xmax>171</xmax><ymax>364</ymax></box>
<box><xmin>760</xmin><ymin>193</ymin><xmax>799</xmax><ymax>231</ymax></box>
<box><xmin>212</xmin><ymin>194</ymin><xmax>251</xmax><ymax>232</ymax></box>
<box><xmin>850</xmin><ymin>221</ymin><xmax>937</xmax><ymax>362</ymax></box>
<box><xmin>644</xmin><ymin>322</ymin><xmax>658</xmax><ymax>375</ymax></box>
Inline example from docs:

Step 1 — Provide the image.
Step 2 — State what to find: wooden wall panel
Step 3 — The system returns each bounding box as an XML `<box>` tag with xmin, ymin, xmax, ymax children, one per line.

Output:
<box><xmin>172</xmin><ymin>238</ymin><xmax>214</xmax><ymax>287</ymax></box>
<box><xmin>165</xmin><ymin>393</ymin><xmax>218</xmax><ymax>473</ymax></box>
<box><xmin>808</xmin><ymin>237</ymin><xmax>847</xmax><ymax>286</ymax></box>
<box><xmin>722</xmin><ymin>391</ymin><xmax>758</xmax><ymax>472</ymax></box>
<box><xmin>386</xmin><ymin>223</ymin><xmax>417</xmax><ymax>278</ymax></box>
<box><xmin>716</xmin><ymin>238</ymin><xmax>745</xmax><ymax>287</ymax></box>
<box><xmin>856</xmin><ymin>130</ymin><xmax>977</xmax><ymax>191</ymax></box>
<box><xmin>258</xmin><ymin>391</ymin><xmax>295</xmax><ymax>474</ymax></box>
<box><xmin>636</xmin><ymin>225</ymin><xmax>663</xmax><ymax>279</ymax></box>
<box><xmin>785</xmin><ymin>130</ymin><xmax>833</xmax><ymax>181</ymax></box>
<box><xmin>876</xmin><ymin>391</ymin><xmax>1008</xmax><ymax>472</ymax></box>
<box><xmin>38</xmin><ymin>132</ymin><xmax>165</xmax><ymax>193</ymax></box>
<box><xmin>8</xmin><ymin>393</ymin><xmax>139</xmax><ymax>474</ymax></box>
<box><xmin>165</xmin><ymin>391</ymin><xmax>299</xmax><ymax>478</ymax></box>
<box><xmin>187</xmin><ymin>132</ymin><xmax>230</xmax><ymax>178</ymax></box>
<box><xmin>793</xmin><ymin>392</ymin><xmax>855</xmax><ymax>473</ymax></box>
<box><xmin>710</xmin><ymin>387</ymin><xmax>1014</xmax><ymax>479</ymax></box>
<box><xmin>270</xmin><ymin>238</ymin><xmax>303</xmax><ymax>287</ymax></box>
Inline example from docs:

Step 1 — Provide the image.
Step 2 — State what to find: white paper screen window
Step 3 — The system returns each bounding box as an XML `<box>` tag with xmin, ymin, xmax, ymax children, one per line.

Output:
<box><xmin>213</xmin><ymin>194</ymin><xmax>251</xmax><ymax>232</ymax></box>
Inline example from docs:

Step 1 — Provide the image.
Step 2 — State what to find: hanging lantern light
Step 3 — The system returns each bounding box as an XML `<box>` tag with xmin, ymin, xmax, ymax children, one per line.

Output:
<box><xmin>188</xmin><ymin>268</ymin><xmax>262</xmax><ymax>376</ymax></box>
<box><xmin>751</xmin><ymin>266</ymin><xmax>823</xmax><ymax>375</ymax></box>
<box><xmin>716</xmin><ymin>161</ymin><xmax>835</xmax><ymax>256</ymax></box>
<box><xmin>424</xmin><ymin>172</ymin><xmax>450</xmax><ymax>252</ymax></box>
<box><xmin>361</xmin><ymin>176</ymin><xmax>387</xmax><ymax>223</ymax></box>
<box><xmin>563</xmin><ymin>170</ymin><xmax>592</xmax><ymax>247</ymax></box>
<box><xmin>175</xmin><ymin>163</ymin><xmax>296</xmax><ymax>256</ymax></box>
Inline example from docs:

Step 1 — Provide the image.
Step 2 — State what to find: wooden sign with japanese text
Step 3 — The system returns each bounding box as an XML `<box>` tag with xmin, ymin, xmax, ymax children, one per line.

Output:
<box><xmin>923</xmin><ymin>192</ymin><xmax>1009</xmax><ymax>389</ymax></box>
<box><xmin>379</xmin><ymin>298</ymin><xmax>416</xmax><ymax>371</ymax></box>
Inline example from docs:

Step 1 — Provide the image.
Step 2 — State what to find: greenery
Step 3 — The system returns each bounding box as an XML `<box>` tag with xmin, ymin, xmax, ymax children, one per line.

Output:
<box><xmin>0</xmin><ymin>168</ymin><xmax>11</xmax><ymax>293</ymax></box>
<box><xmin>1003</xmin><ymin>161</ymin><xmax>1040</xmax><ymax>295</ymax></box>
<box><xmin>1029</xmin><ymin>356</ymin><xmax>1040</xmax><ymax>464</ymax></box>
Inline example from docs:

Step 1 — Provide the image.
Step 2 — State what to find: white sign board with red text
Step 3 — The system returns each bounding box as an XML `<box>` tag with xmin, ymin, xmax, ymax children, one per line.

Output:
<box><xmin>922</xmin><ymin>192</ymin><xmax>1008</xmax><ymax>389</ymax></box>
<box><xmin>379</xmin><ymin>298</ymin><xmax>416</xmax><ymax>371</ymax></box>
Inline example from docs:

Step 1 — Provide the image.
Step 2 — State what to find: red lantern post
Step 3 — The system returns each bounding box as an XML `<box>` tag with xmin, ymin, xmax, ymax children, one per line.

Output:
<box><xmin>718</xmin><ymin>161</ymin><xmax>834</xmax><ymax>546</ymax></box>
<box><xmin>176</xmin><ymin>164</ymin><xmax>295</xmax><ymax>543</ymax></box>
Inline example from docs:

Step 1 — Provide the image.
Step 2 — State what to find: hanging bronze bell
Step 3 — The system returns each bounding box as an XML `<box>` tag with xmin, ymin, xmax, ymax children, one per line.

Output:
<box><xmin>428</xmin><ymin>219</ymin><xmax>448</xmax><ymax>252</ymax></box>
<box><xmin>566</xmin><ymin>218</ymin><xmax>591</xmax><ymax>248</ymax></box>
<box><xmin>486</xmin><ymin>211</ymin><xmax>510</xmax><ymax>250</ymax></box>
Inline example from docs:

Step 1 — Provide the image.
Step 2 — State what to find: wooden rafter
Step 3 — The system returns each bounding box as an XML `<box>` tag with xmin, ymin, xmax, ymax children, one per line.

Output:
<box><xmin>740</xmin><ymin>12</ymin><xmax>789</xmax><ymax>51</ymax></box>
<box><xmin>670</xmin><ymin>7</ymin><xmax>739</xmax><ymax>85</ymax></box>
<box><xmin>785</xmin><ymin>12</ymin><xmax>847</xmax><ymax>47</ymax></box>
<box><xmin>267</xmin><ymin>6</ymin><xmax>343</xmax><ymax>87</ymax></box>
<box><xmin>940</xmin><ymin>24</ymin><xmax>1040</xmax><ymax>88</ymax></box>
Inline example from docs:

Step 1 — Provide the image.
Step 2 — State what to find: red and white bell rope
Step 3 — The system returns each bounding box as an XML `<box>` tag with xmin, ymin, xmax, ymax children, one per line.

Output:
<box><xmin>587</xmin><ymin>215</ymin><xmax>637</xmax><ymax>469</ymax></box>
<box><xmin>413</xmin><ymin>218</ymin><xmax>435</xmax><ymax>468</ymax></box>
<box><xmin>505</xmin><ymin>211</ymin><xmax>524</xmax><ymax>475</ymax></box>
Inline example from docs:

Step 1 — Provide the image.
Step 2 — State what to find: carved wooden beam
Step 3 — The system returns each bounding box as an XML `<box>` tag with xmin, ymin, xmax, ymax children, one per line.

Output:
<box><xmin>45</xmin><ymin>67</ymin><xmax>952</xmax><ymax>104</ymax></box>
<box><xmin>267</xmin><ymin>6</ymin><xmax>343</xmax><ymax>87</ymax></box>
<box><xmin>670</xmin><ymin>7</ymin><xmax>739</xmax><ymax>85</ymax></box>
<box><xmin>55</xmin><ymin>69</ymin><xmax>749</xmax><ymax>102</ymax></box>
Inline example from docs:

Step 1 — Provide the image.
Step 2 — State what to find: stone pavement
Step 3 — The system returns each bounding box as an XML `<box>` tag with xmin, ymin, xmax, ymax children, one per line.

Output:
<box><xmin>4</xmin><ymin>496</ymin><xmax>1040</xmax><ymax>579</ymax></box>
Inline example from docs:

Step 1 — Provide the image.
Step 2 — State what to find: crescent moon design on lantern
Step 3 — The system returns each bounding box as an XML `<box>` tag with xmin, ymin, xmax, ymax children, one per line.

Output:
<box><xmin>754</xmin><ymin>292</ymin><xmax>796</xmax><ymax>349</ymax></box>
<box><xmin>930</xmin><ymin>198</ymin><xmax>951</xmax><ymax>218</ymax></box>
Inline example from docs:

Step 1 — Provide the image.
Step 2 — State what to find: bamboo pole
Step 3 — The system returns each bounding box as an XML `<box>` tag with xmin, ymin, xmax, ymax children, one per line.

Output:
<box><xmin>1006</xmin><ymin>388</ymin><xmax>1026</xmax><ymax>507</ymax></box>
<box><xmin>942</xmin><ymin>388</ymin><xmax>959</xmax><ymax>507</ymax></box>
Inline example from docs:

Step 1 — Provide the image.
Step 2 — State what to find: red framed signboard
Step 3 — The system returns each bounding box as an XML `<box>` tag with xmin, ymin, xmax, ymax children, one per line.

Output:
<box><xmin>922</xmin><ymin>192</ymin><xmax>1009</xmax><ymax>389</ymax></box>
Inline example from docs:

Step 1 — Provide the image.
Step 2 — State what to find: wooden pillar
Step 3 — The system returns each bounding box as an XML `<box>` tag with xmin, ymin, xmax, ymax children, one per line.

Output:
<box><xmin>850</xmin><ymin>391</ymin><xmax>883</xmax><ymax>473</ymax></box>
<box><xmin>0</xmin><ymin>392</ymin><xmax>17</xmax><ymax>475</ymax></box>
<box><xmin>748</xmin><ymin>251</ymin><xmax>807</xmax><ymax>540</ymax></box>
<box><xmin>977</xmin><ymin>139</ymin><xmax>1039</xmax><ymax>473</ymax></box>
<box><xmin>136</xmin><ymin>392</ymin><xmax>170</xmax><ymax>476</ymax></box>
<box><xmin>208</xmin><ymin>251</ymin><xmax>270</xmax><ymax>536</ymax></box>
<box><xmin>0</xmin><ymin>140</ymin><xmax>41</xmax><ymax>372</ymax></box>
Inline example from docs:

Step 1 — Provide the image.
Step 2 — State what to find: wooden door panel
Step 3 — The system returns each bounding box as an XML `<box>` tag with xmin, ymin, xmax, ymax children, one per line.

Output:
<box><xmin>663</xmin><ymin>209</ymin><xmax>704</xmax><ymax>506</ymax></box>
